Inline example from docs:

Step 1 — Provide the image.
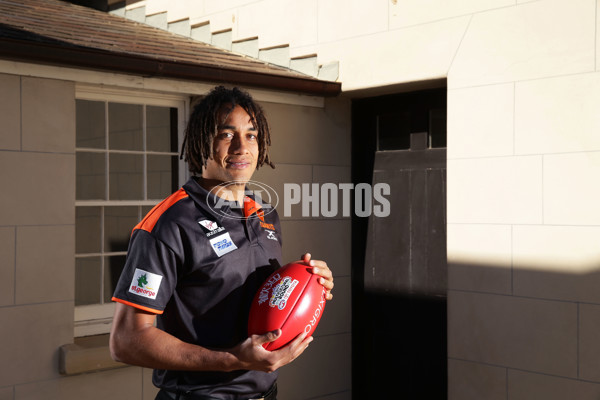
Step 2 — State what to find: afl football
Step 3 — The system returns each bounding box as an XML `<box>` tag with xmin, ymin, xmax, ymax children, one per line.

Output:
<box><xmin>248</xmin><ymin>262</ymin><xmax>327</xmax><ymax>350</ymax></box>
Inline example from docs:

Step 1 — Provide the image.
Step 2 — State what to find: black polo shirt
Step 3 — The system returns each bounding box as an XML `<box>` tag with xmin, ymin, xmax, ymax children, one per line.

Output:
<box><xmin>112</xmin><ymin>177</ymin><xmax>282</xmax><ymax>399</ymax></box>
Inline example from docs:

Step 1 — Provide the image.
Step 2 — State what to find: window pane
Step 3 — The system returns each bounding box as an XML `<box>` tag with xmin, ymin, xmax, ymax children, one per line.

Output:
<box><xmin>76</xmin><ymin>152</ymin><xmax>106</xmax><ymax>200</ymax></box>
<box><xmin>75</xmin><ymin>257</ymin><xmax>101</xmax><ymax>306</ymax></box>
<box><xmin>109</xmin><ymin>103</ymin><xmax>143</xmax><ymax>151</ymax></box>
<box><xmin>104</xmin><ymin>255</ymin><xmax>126</xmax><ymax>303</ymax></box>
<box><xmin>104</xmin><ymin>206</ymin><xmax>138</xmax><ymax>252</ymax></box>
<box><xmin>147</xmin><ymin>106</ymin><xmax>177</xmax><ymax>152</ymax></box>
<box><xmin>76</xmin><ymin>207</ymin><xmax>101</xmax><ymax>254</ymax></box>
<box><xmin>147</xmin><ymin>155</ymin><xmax>177</xmax><ymax>199</ymax></box>
<box><xmin>109</xmin><ymin>153</ymin><xmax>143</xmax><ymax>200</ymax></box>
<box><xmin>142</xmin><ymin>206</ymin><xmax>154</xmax><ymax>217</ymax></box>
<box><xmin>76</xmin><ymin>100</ymin><xmax>105</xmax><ymax>149</ymax></box>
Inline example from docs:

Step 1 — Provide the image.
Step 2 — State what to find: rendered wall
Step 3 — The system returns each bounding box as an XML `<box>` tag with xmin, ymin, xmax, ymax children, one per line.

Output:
<box><xmin>135</xmin><ymin>0</ymin><xmax>600</xmax><ymax>398</ymax></box>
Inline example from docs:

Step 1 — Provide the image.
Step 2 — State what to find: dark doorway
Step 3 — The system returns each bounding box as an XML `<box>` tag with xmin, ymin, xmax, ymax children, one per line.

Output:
<box><xmin>351</xmin><ymin>87</ymin><xmax>447</xmax><ymax>399</ymax></box>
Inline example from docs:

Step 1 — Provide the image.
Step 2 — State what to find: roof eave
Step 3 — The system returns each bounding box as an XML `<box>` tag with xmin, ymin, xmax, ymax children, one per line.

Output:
<box><xmin>0</xmin><ymin>37</ymin><xmax>341</xmax><ymax>97</ymax></box>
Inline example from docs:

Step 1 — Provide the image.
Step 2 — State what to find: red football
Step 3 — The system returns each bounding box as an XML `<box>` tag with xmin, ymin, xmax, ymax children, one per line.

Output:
<box><xmin>248</xmin><ymin>262</ymin><xmax>327</xmax><ymax>350</ymax></box>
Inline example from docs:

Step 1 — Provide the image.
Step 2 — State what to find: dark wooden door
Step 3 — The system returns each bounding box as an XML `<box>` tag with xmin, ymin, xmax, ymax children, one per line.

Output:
<box><xmin>352</xmin><ymin>88</ymin><xmax>447</xmax><ymax>399</ymax></box>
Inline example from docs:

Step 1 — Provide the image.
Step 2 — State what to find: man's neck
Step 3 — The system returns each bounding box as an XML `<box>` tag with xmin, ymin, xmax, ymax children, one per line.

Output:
<box><xmin>196</xmin><ymin>177</ymin><xmax>246</xmax><ymax>204</ymax></box>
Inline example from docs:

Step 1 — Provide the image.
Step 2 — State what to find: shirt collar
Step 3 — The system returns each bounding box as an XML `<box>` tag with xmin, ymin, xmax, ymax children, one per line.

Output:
<box><xmin>182</xmin><ymin>177</ymin><xmax>265</xmax><ymax>222</ymax></box>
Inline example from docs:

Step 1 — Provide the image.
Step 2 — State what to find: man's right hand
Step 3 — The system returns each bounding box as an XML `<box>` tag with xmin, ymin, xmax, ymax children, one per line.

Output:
<box><xmin>231</xmin><ymin>329</ymin><xmax>313</xmax><ymax>373</ymax></box>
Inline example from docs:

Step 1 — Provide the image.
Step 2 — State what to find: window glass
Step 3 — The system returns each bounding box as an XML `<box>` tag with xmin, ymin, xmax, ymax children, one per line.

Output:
<box><xmin>76</xmin><ymin>100</ymin><xmax>105</xmax><ymax>149</ymax></box>
<box><xmin>76</xmin><ymin>152</ymin><xmax>106</xmax><ymax>200</ymax></box>
<box><xmin>109</xmin><ymin>153</ymin><xmax>144</xmax><ymax>200</ymax></box>
<box><xmin>75</xmin><ymin>95</ymin><xmax>182</xmax><ymax>333</ymax></box>
<box><xmin>104</xmin><ymin>255</ymin><xmax>127</xmax><ymax>303</ymax></box>
<box><xmin>147</xmin><ymin>106</ymin><xmax>177</xmax><ymax>152</ymax></box>
<box><xmin>104</xmin><ymin>206</ymin><xmax>139</xmax><ymax>252</ymax></box>
<box><xmin>109</xmin><ymin>103</ymin><xmax>143</xmax><ymax>151</ymax></box>
<box><xmin>147</xmin><ymin>155</ymin><xmax>177</xmax><ymax>200</ymax></box>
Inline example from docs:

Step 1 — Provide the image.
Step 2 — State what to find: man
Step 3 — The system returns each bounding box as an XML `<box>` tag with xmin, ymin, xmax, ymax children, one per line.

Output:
<box><xmin>110</xmin><ymin>86</ymin><xmax>334</xmax><ymax>400</ymax></box>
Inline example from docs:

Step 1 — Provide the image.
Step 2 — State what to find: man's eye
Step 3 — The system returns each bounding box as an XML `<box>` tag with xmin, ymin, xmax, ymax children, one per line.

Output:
<box><xmin>248</xmin><ymin>133</ymin><xmax>257</xmax><ymax>140</ymax></box>
<box><xmin>220</xmin><ymin>132</ymin><xmax>233</xmax><ymax>139</ymax></box>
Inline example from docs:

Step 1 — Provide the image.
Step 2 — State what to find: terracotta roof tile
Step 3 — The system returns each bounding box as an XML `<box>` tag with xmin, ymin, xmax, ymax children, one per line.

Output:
<box><xmin>0</xmin><ymin>0</ymin><xmax>340</xmax><ymax>95</ymax></box>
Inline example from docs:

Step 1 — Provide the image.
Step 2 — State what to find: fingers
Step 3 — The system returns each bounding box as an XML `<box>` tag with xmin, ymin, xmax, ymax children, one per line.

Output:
<box><xmin>300</xmin><ymin>253</ymin><xmax>311</xmax><ymax>264</ymax></box>
<box><xmin>276</xmin><ymin>332</ymin><xmax>313</xmax><ymax>363</ymax></box>
<box><xmin>299</xmin><ymin>253</ymin><xmax>334</xmax><ymax>300</ymax></box>
<box><xmin>253</xmin><ymin>329</ymin><xmax>281</xmax><ymax>346</ymax></box>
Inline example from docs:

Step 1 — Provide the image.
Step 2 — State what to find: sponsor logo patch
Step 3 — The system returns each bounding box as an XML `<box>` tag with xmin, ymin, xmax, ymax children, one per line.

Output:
<box><xmin>129</xmin><ymin>268</ymin><xmax>163</xmax><ymax>300</ymax></box>
<box><xmin>209</xmin><ymin>232</ymin><xmax>238</xmax><ymax>257</ymax></box>
<box><xmin>269</xmin><ymin>276</ymin><xmax>299</xmax><ymax>310</ymax></box>
<box><xmin>199</xmin><ymin>219</ymin><xmax>218</xmax><ymax>231</ymax></box>
<box><xmin>199</xmin><ymin>219</ymin><xmax>226</xmax><ymax>237</ymax></box>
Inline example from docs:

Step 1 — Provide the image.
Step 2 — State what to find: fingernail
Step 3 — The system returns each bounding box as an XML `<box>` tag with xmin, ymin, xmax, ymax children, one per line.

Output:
<box><xmin>313</xmin><ymin>267</ymin><xmax>319</xmax><ymax>274</ymax></box>
<box><xmin>310</xmin><ymin>260</ymin><xmax>315</xmax><ymax>266</ymax></box>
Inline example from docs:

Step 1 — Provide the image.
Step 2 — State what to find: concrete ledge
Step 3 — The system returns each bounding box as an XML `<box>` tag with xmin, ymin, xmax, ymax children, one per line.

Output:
<box><xmin>59</xmin><ymin>334</ymin><xmax>126</xmax><ymax>376</ymax></box>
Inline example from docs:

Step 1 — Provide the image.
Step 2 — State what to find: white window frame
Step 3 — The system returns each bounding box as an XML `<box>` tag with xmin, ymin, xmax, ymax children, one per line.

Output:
<box><xmin>74</xmin><ymin>84</ymin><xmax>189</xmax><ymax>337</ymax></box>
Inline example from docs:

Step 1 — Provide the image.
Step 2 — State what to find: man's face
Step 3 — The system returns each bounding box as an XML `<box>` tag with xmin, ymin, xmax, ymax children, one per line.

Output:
<box><xmin>202</xmin><ymin>105</ymin><xmax>259</xmax><ymax>184</ymax></box>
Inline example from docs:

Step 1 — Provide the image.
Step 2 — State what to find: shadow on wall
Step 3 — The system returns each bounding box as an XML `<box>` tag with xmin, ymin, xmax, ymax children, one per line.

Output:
<box><xmin>447</xmin><ymin>259</ymin><xmax>600</xmax><ymax>399</ymax></box>
<box><xmin>354</xmin><ymin>255</ymin><xmax>600</xmax><ymax>400</ymax></box>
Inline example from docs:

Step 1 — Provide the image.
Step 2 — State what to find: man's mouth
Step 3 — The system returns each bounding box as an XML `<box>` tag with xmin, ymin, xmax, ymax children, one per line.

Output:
<box><xmin>226</xmin><ymin>160</ymin><xmax>250</xmax><ymax>169</ymax></box>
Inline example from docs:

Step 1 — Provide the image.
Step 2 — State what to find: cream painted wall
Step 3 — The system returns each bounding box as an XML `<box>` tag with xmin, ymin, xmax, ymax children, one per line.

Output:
<box><xmin>131</xmin><ymin>0</ymin><xmax>600</xmax><ymax>398</ymax></box>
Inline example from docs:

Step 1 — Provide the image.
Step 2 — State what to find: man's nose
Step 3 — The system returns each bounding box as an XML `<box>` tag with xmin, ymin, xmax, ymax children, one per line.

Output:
<box><xmin>229</xmin><ymin>133</ymin><xmax>247</xmax><ymax>153</ymax></box>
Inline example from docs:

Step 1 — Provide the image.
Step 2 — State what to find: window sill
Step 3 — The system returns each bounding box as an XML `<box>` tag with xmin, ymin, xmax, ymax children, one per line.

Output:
<box><xmin>59</xmin><ymin>334</ymin><xmax>126</xmax><ymax>375</ymax></box>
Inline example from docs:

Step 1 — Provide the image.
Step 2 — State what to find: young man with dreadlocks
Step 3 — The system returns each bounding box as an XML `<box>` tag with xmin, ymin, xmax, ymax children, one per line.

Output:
<box><xmin>110</xmin><ymin>86</ymin><xmax>334</xmax><ymax>400</ymax></box>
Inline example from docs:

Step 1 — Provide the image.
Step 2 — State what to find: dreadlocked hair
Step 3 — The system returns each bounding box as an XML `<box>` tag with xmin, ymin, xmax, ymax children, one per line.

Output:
<box><xmin>180</xmin><ymin>86</ymin><xmax>275</xmax><ymax>175</ymax></box>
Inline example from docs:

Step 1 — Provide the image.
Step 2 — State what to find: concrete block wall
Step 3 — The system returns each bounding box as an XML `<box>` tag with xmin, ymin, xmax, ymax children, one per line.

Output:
<box><xmin>0</xmin><ymin>73</ymin><xmax>160</xmax><ymax>400</ymax></box>
<box><xmin>446</xmin><ymin>0</ymin><xmax>600</xmax><ymax>398</ymax></box>
<box><xmin>0</xmin><ymin>74</ymin><xmax>75</xmax><ymax>394</ymax></box>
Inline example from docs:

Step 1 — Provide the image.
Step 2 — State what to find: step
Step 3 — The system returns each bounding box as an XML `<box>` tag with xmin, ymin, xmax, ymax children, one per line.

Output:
<box><xmin>168</xmin><ymin>17</ymin><xmax>191</xmax><ymax>37</ymax></box>
<box><xmin>232</xmin><ymin>37</ymin><xmax>259</xmax><ymax>58</ymax></box>
<box><xmin>259</xmin><ymin>45</ymin><xmax>289</xmax><ymax>68</ymax></box>
<box><xmin>125</xmin><ymin>4</ymin><xmax>146</xmax><ymax>23</ymax></box>
<box><xmin>191</xmin><ymin>21</ymin><xmax>211</xmax><ymax>43</ymax></box>
<box><xmin>290</xmin><ymin>54</ymin><xmax>318</xmax><ymax>77</ymax></box>
<box><xmin>211</xmin><ymin>29</ymin><xmax>232</xmax><ymax>51</ymax></box>
<box><xmin>146</xmin><ymin>11</ymin><xmax>167</xmax><ymax>30</ymax></box>
<box><xmin>318</xmin><ymin>61</ymin><xmax>339</xmax><ymax>82</ymax></box>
